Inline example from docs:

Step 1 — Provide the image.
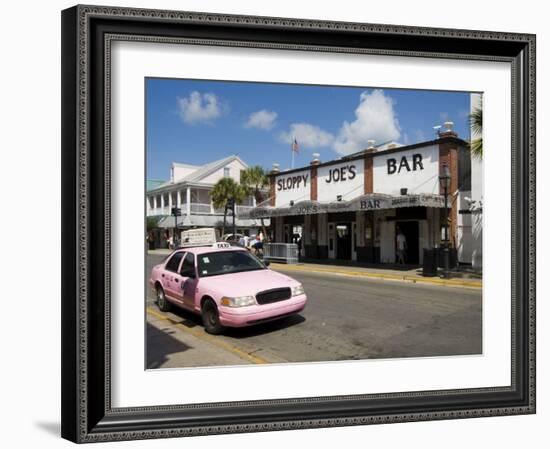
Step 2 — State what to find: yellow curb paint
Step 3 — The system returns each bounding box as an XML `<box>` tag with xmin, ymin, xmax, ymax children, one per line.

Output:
<box><xmin>271</xmin><ymin>264</ymin><xmax>482</xmax><ymax>289</ymax></box>
<box><xmin>146</xmin><ymin>307</ymin><xmax>269</xmax><ymax>365</ymax></box>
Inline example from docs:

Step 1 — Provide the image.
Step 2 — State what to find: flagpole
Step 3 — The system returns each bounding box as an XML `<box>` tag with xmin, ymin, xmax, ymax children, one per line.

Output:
<box><xmin>291</xmin><ymin>145</ymin><xmax>295</xmax><ymax>169</ymax></box>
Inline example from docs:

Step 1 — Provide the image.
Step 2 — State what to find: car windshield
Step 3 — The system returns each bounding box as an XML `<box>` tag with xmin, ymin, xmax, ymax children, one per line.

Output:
<box><xmin>197</xmin><ymin>250</ymin><xmax>266</xmax><ymax>278</ymax></box>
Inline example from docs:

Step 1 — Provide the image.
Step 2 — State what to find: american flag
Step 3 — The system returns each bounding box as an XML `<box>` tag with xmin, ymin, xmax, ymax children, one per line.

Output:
<box><xmin>291</xmin><ymin>138</ymin><xmax>299</xmax><ymax>153</ymax></box>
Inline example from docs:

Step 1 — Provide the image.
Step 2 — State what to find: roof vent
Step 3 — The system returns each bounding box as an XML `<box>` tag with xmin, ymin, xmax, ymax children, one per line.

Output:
<box><xmin>271</xmin><ymin>163</ymin><xmax>280</xmax><ymax>174</ymax></box>
<box><xmin>366</xmin><ymin>139</ymin><xmax>377</xmax><ymax>153</ymax></box>
<box><xmin>439</xmin><ymin>121</ymin><xmax>458</xmax><ymax>138</ymax></box>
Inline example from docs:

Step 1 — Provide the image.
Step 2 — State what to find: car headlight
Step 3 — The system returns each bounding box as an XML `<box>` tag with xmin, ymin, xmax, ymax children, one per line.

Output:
<box><xmin>220</xmin><ymin>295</ymin><xmax>256</xmax><ymax>307</ymax></box>
<box><xmin>291</xmin><ymin>284</ymin><xmax>305</xmax><ymax>296</ymax></box>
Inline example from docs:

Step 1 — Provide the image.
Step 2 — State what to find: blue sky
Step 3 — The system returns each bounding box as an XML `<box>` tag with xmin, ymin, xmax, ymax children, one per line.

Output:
<box><xmin>146</xmin><ymin>78</ymin><xmax>472</xmax><ymax>181</ymax></box>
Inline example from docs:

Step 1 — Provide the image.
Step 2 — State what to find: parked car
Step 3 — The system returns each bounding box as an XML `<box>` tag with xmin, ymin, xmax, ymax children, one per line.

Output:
<box><xmin>149</xmin><ymin>243</ymin><xmax>307</xmax><ymax>334</ymax></box>
<box><xmin>221</xmin><ymin>233</ymin><xmax>243</xmax><ymax>243</ymax></box>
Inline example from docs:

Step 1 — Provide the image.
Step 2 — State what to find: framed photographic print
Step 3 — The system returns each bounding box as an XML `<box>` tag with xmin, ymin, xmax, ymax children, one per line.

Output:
<box><xmin>61</xmin><ymin>4</ymin><xmax>536</xmax><ymax>443</ymax></box>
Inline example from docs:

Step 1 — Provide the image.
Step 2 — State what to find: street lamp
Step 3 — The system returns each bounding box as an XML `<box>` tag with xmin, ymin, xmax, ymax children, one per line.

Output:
<box><xmin>439</xmin><ymin>164</ymin><xmax>451</xmax><ymax>278</ymax></box>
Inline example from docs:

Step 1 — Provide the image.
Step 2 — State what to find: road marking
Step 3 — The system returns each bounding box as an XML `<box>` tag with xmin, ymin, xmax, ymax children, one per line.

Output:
<box><xmin>270</xmin><ymin>264</ymin><xmax>482</xmax><ymax>289</ymax></box>
<box><xmin>146</xmin><ymin>307</ymin><xmax>270</xmax><ymax>365</ymax></box>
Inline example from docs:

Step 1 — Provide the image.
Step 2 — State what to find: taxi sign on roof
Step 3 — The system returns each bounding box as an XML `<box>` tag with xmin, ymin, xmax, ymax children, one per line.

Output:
<box><xmin>180</xmin><ymin>228</ymin><xmax>218</xmax><ymax>247</ymax></box>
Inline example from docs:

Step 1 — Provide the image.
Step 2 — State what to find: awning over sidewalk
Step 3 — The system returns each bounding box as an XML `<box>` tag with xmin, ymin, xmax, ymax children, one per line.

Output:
<box><xmin>240</xmin><ymin>193</ymin><xmax>445</xmax><ymax>219</ymax></box>
<box><xmin>153</xmin><ymin>214</ymin><xmax>269</xmax><ymax>229</ymax></box>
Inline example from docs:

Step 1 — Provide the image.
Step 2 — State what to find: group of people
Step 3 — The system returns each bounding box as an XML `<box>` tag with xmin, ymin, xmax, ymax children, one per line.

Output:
<box><xmin>238</xmin><ymin>230</ymin><xmax>264</xmax><ymax>256</ymax></box>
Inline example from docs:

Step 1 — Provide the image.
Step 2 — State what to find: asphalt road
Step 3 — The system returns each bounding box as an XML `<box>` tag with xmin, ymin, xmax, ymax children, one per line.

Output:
<box><xmin>146</xmin><ymin>253</ymin><xmax>482</xmax><ymax>368</ymax></box>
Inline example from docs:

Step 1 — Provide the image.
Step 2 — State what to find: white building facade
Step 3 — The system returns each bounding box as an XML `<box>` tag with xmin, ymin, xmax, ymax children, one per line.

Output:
<box><xmin>244</xmin><ymin>128</ymin><xmax>480</xmax><ymax>267</ymax></box>
<box><xmin>146</xmin><ymin>155</ymin><xmax>265</xmax><ymax>246</ymax></box>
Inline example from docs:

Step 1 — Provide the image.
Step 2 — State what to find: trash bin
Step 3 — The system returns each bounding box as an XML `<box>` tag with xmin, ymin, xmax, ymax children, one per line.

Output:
<box><xmin>422</xmin><ymin>248</ymin><xmax>437</xmax><ymax>277</ymax></box>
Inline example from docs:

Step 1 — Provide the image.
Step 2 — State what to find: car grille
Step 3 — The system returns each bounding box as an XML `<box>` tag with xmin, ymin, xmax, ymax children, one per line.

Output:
<box><xmin>256</xmin><ymin>287</ymin><xmax>291</xmax><ymax>305</ymax></box>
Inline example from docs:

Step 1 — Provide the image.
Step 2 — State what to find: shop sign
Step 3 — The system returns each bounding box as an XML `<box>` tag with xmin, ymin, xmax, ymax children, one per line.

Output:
<box><xmin>387</xmin><ymin>153</ymin><xmax>424</xmax><ymax>175</ymax></box>
<box><xmin>277</xmin><ymin>173</ymin><xmax>309</xmax><ymax>191</ymax></box>
<box><xmin>325</xmin><ymin>164</ymin><xmax>357</xmax><ymax>183</ymax></box>
<box><xmin>244</xmin><ymin>194</ymin><xmax>445</xmax><ymax>218</ymax></box>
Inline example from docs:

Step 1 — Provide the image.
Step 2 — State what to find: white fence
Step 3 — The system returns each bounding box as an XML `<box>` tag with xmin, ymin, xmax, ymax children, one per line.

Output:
<box><xmin>264</xmin><ymin>243</ymin><xmax>299</xmax><ymax>264</ymax></box>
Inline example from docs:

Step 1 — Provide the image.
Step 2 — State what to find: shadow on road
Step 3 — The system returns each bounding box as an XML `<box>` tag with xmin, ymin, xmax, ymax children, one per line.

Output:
<box><xmin>146</xmin><ymin>322</ymin><xmax>192</xmax><ymax>369</ymax></box>
<box><xmin>223</xmin><ymin>314</ymin><xmax>306</xmax><ymax>339</ymax></box>
<box><xmin>161</xmin><ymin>304</ymin><xmax>306</xmax><ymax>339</ymax></box>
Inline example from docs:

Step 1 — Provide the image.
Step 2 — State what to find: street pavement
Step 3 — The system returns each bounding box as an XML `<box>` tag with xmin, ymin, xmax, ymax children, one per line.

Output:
<box><xmin>146</xmin><ymin>253</ymin><xmax>482</xmax><ymax>369</ymax></box>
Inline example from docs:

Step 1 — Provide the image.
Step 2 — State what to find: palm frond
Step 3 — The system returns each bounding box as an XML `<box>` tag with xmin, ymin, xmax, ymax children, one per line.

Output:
<box><xmin>469</xmin><ymin>138</ymin><xmax>483</xmax><ymax>159</ymax></box>
<box><xmin>468</xmin><ymin>105</ymin><xmax>483</xmax><ymax>159</ymax></box>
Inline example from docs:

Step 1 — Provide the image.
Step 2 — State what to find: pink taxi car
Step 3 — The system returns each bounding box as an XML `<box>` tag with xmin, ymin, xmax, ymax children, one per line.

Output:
<box><xmin>149</xmin><ymin>244</ymin><xmax>307</xmax><ymax>334</ymax></box>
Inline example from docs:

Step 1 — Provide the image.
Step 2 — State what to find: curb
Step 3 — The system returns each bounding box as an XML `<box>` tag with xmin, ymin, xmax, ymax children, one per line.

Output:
<box><xmin>270</xmin><ymin>263</ymin><xmax>482</xmax><ymax>289</ymax></box>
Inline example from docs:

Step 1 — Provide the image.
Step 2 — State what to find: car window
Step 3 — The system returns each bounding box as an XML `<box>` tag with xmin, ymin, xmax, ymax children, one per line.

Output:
<box><xmin>180</xmin><ymin>252</ymin><xmax>195</xmax><ymax>276</ymax></box>
<box><xmin>197</xmin><ymin>250</ymin><xmax>265</xmax><ymax>278</ymax></box>
<box><xmin>165</xmin><ymin>251</ymin><xmax>184</xmax><ymax>273</ymax></box>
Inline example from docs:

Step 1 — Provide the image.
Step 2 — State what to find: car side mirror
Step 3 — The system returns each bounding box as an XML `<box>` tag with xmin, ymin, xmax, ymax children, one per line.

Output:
<box><xmin>264</xmin><ymin>260</ymin><xmax>271</xmax><ymax>267</ymax></box>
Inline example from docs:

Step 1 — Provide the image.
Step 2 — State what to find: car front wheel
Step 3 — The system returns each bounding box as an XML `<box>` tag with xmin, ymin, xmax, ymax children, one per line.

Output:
<box><xmin>156</xmin><ymin>285</ymin><xmax>171</xmax><ymax>312</ymax></box>
<box><xmin>201</xmin><ymin>299</ymin><xmax>224</xmax><ymax>335</ymax></box>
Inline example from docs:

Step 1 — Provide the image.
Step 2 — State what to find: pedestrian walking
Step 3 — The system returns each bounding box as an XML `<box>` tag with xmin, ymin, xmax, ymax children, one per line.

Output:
<box><xmin>251</xmin><ymin>234</ymin><xmax>263</xmax><ymax>257</ymax></box>
<box><xmin>396</xmin><ymin>227</ymin><xmax>407</xmax><ymax>264</ymax></box>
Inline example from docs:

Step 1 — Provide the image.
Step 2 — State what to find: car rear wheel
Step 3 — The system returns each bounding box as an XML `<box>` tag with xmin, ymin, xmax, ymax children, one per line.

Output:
<box><xmin>201</xmin><ymin>299</ymin><xmax>224</xmax><ymax>335</ymax></box>
<box><xmin>156</xmin><ymin>285</ymin><xmax>171</xmax><ymax>312</ymax></box>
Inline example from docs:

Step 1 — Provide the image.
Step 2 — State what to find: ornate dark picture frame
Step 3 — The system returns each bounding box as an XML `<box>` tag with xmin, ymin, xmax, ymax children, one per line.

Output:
<box><xmin>61</xmin><ymin>4</ymin><xmax>536</xmax><ymax>443</ymax></box>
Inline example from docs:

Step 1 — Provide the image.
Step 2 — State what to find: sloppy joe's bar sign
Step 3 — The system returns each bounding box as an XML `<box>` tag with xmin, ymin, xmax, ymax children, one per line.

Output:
<box><xmin>277</xmin><ymin>173</ymin><xmax>309</xmax><ymax>191</ymax></box>
<box><xmin>317</xmin><ymin>160</ymin><xmax>364</xmax><ymax>202</ymax></box>
<box><xmin>274</xmin><ymin>169</ymin><xmax>310</xmax><ymax>207</ymax></box>
<box><xmin>245</xmin><ymin>194</ymin><xmax>445</xmax><ymax>218</ymax></box>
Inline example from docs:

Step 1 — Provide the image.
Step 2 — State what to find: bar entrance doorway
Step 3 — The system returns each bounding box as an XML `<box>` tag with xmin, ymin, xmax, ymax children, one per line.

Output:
<box><xmin>395</xmin><ymin>220</ymin><xmax>419</xmax><ymax>264</ymax></box>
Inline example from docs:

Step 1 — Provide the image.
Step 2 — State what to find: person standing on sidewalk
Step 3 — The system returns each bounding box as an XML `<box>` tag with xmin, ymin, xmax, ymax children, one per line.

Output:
<box><xmin>396</xmin><ymin>227</ymin><xmax>407</xmax><ymax>264</ymax></box>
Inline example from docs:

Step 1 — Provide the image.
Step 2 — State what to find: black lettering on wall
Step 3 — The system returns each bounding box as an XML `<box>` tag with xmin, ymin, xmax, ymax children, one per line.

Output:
<box><xmin>387</xmin><ymin>158</ymin><xmax>397</xmax><ymax>174</ymax></box>
<box><xmin>398</xmin><ymin>156</ymin><xmax>411</xmax><ymax>173</ymax></box>
<box><xmin>413</xmin><ymin>153</ymin><xmax>424</xmax><ymax>171</ymax></box>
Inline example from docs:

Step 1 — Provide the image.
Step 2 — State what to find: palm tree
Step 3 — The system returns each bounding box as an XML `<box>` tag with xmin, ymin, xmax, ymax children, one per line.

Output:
<box><xmin>211</xmin><ymin>177</ymin><xmax>246</xmax><ymax>236</ymax></box>
<box><xmin>240</xmin><ymin>165</ymin><xmax>269</xmax><ymax>239</ymax></box>
<box><xmin>469</xmin><ymin>105</ymin><xmax>483</xmax><ymax>159</ymax></box>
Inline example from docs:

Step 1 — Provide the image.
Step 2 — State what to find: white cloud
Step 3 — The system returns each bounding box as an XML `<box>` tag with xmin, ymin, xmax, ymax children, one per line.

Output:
<box><xmin>245</xmin><ymin>109</ymin><xmax>278</xmax><ymax>130</ymax></box>
<box><xmin>279</xmin><ymin>123</ymin><xmax>334</xmax><ymax>148</ymax></box>
<box><xmin>333</xmin><ymin>89</ymin><xmax>401</xmax><ymax>155</ymax></box>
<box><xmin>415</xmin><ymin>129</ymin><xmax>426</xmax><ymax>142</ymax></box>
<box><xmin>177</xmin><ymin>91</ymin><xmax>224</xmax><ymax>124</ymax></box>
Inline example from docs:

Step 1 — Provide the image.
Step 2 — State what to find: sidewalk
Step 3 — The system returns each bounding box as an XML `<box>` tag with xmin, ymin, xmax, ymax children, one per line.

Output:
<box><xmin>270</xmin><ymin>261</ymin><xmax>482</xmax><ymax>289</ymax></box>
<box><xmin>148</xmin><ymin>248</ymin><xmax>173</xmax><ymax>256</ymax></box>
<box><xmin>147</xmin><ymin>249</ymin><xmax>482</xmax><ymax>289</ymax></box>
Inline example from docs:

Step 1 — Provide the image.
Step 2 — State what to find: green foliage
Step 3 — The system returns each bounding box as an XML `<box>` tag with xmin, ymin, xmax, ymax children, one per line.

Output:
<box><xmin>240</xmin><ymin>165</ymin><xmax>269</xmax><ymax>239</ymax></box>
<box><xmin>468</xmin><ymin>105</ymin><xmax>483</xmax><ymax>159</ymax></box>
<box><xmin>240</xmin><ymin>165</ymin><xmax>268</xmax><ymax>204</ymax></box>
<box><xmin>211</xmin><ymin>177</ymin><xmax>243</xmax><ymax>209</ymax></box>
<box><xmin>146</xmin><ymin>215</ymin><xmax>160</xmax><ymax>231</ymax></box>
<box><xmin>211</xmin><ymin>176</ymin><xmax>247</xmax><ymax>234</ymax></box>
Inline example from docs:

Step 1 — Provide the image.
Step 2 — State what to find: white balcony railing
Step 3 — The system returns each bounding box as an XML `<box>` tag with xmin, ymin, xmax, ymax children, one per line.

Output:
<box><xmin>147</xmin><ymin>203</ymin><xmax>255</xmax><ymax>216</ymax></box>
<box><xmin>190</xmin><ymin>203</ymin><xmax>212</xmax><ymax>214</ymax></box>
<box><xmin>236</xmin><ymin>205</ymin><xmax>254</xmax><ymax>215</ymax></box>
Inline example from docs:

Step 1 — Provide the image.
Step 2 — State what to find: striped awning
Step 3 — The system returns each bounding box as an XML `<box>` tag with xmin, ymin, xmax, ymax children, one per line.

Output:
<box><xmin>153</xmin><ymin>214</ymin><xmax>269</xmax><ymax>229</ymax></box>
<box><xmin>239</xmin><ymin>193</ymin><xmax>445</xmax><ymax>219</ymax></box>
